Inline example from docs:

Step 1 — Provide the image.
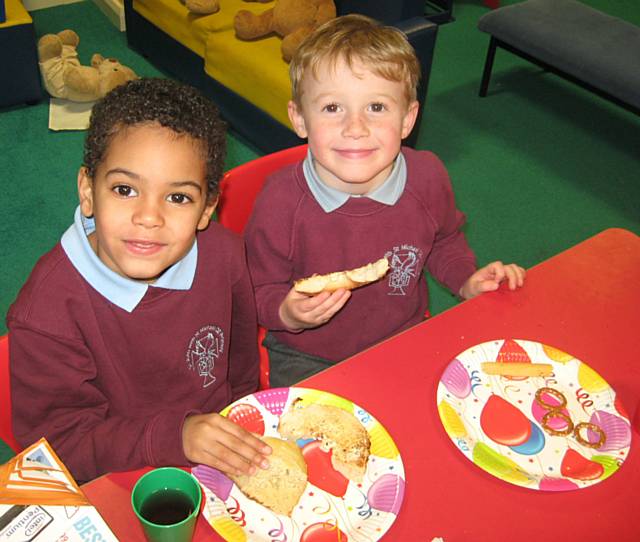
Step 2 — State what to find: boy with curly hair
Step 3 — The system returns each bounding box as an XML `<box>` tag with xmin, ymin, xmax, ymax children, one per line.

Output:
<box><xmin>245</xmin><ymin>15</ymin><xmax>525</xmax><ymax>387</ymax></box>
<box><xmin>7</xmin><ymin>78</ymin><xmax>271</xmax><ymax>482</ymax></box>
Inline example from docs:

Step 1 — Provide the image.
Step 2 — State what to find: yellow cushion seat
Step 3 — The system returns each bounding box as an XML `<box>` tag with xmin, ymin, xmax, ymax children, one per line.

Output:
<box><xmin>133</xmin><ymin>0</ymin><xmax>292</xmax><ymax>128</ymax></box>
<box><xmin>133</xmin><ymin>0</ymin><xmax>225</xmax><ymax>57</ymax></box>
<box><xmin>133</xmin><ymin>0</ymin><xmax>273</xmax><ymax>58</ymax></box>
<box><xmin>1</xmin><ymin>0</ymin><xmax>33</xmax><ymax>29</ymax></box>
<box><xmin>204</xmin><ymin>28</ymin><xmax>291</xmax><ymax>128</ymax></box>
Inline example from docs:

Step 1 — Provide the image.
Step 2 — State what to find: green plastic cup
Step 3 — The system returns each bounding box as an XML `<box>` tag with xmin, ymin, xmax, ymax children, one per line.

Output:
<box><xmin>131</xmin><ymin>467</ymin><xmax>202</xmax><ymax>542</ymax></box>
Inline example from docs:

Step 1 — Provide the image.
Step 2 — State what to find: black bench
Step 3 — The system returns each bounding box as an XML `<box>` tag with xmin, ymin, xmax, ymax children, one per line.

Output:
<box><xmin>477</xmin><ymin>0</ymin><xmax>640</xmax><ymax>116</ymax></box>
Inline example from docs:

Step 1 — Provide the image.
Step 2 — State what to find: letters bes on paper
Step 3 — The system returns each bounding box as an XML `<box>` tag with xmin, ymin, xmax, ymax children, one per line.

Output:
<box><xmin>0</xmin><ymin>438</ymin><xmax>118</xmax><ymax>542</ymax></box>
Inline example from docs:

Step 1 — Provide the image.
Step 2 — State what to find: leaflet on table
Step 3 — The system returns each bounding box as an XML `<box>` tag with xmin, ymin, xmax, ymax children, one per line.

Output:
<box><xmin>0</xmin><ymin>438</ymin><xmax>118</xmax><ymax>542</ymax></box>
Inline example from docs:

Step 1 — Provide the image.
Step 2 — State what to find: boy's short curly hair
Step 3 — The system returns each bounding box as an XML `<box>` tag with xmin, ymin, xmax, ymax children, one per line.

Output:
<box><xmin>84</xmin><ymin>78</ymin><xmax>226</xmax><ymax>201</ymax></box>
<box><xmin>290</xmin><ymin>14</ymin><xmax>421</xmax><ymax>106</ymax></box>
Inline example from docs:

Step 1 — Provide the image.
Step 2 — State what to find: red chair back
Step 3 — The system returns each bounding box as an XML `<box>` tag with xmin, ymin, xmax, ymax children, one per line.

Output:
<box><xmin>217</xmin><ymin>145</ymin><xmax>308</xmax><ymax>234</ymax></box>
<box><xmin>0</xmin><ymin>334</ymin><xmax>22</xmax><ymax>453</ymax></box>
<box><xmin>217</xmin><ymin>145</ymin><xmax>308</xmax><ymax>389</ymax></box>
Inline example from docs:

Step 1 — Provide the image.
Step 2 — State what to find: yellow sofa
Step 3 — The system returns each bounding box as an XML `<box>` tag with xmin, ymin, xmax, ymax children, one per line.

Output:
<box><xmin>124</xmin><ymin>0</ymin><xmax>438</xmax><ymax>152</ymax></box>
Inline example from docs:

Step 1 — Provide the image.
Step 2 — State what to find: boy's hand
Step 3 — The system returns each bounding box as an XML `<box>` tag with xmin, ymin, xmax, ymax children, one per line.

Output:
<box><xmin>182</xmin><ymin>413</ymin><xmax>271</xmax><ymax>476</ymax></box>
<box><xmin>459</xmin><ymin>261</ymin><xmax>526</xmax><ymax>300</ymax></box>
<box><xmin>279</xmin><ymin>287</ymin><xmax>351</xmax><ymax>331</ymax></box>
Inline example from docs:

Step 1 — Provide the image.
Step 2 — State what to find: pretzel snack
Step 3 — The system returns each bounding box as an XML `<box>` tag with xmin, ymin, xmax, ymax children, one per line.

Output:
<box><xmin>574</xmin><ymin>422</ymin><xmax>607</xmax><ymax>449</ymax></box>
<box><xmin>541</xmin><ymin>410</ymin><xmax>574</xmax><ymax>436</ymax></box>
<box><xmin>535</xmin><ymin>387</ymin><xmax>568</xmax><ymax>409</ymax></box>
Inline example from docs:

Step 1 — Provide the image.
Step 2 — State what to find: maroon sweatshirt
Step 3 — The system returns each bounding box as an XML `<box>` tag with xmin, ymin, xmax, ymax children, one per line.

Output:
<box><xmin>7</xmin><ymin>222</ymin><xmax>258</xmax><ymax>482</ymax></box>
<box><xmin>244</xmin><ymin>147</ymin><xmax>477</xmax><ymax>362</ymax></box>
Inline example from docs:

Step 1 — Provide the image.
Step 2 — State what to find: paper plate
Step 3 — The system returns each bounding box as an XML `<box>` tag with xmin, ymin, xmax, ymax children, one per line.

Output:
<box><xmin>436</xmin><ymin>339</ymin><xmax>632</xmax><ymax>491</ymax></box>
<box><xmin>193</xmin><ymin>387</ymin><xmax>404</xmax><ymax>541</ymax></box>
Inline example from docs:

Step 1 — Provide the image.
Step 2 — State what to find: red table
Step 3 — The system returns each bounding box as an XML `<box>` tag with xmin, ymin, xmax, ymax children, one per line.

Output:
<box><xmin>84</xmin><ymin>228</ymin><xmax>640</xmax><ymax>541</ymax></box>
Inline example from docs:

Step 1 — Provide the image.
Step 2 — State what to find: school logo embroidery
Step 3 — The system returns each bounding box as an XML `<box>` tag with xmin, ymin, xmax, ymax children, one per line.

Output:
<box><xmin>385</xmin><ymin>244</ymin><xmax>422</xmax><ymax>295</ymax></box>
<box><xmin>187</xmin><ymin>325</ymin><xmax>224</xmax><ymax>388</ymax></box>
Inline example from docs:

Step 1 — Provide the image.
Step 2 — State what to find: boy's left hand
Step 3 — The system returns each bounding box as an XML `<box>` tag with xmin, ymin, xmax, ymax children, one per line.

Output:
<box><xmin>459</xmin><ymin>261</ymin><xmax>526</xmax><ymax>300</ymax></box>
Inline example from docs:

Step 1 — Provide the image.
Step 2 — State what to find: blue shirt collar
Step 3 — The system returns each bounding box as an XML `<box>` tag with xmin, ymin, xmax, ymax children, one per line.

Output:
<box><xmin>61</xmin><ymin>206</ymin><xmax>198</xmax><ymax>312</ymax></box>
<box><xmin>303</xmin><ymin>149</ymin><xmax>407</xmax><ymax>213</ymax></box>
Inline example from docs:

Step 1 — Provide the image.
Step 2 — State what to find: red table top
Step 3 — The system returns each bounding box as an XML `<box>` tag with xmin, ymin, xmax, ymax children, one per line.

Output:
<box><xmin>83</xmin><ymin>228</ymin><xmax>640</xmax><ymax>541</ymax></box>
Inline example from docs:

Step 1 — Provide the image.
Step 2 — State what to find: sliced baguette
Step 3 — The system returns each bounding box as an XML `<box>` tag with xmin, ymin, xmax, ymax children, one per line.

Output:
<box><xmin>278</xmin><ymin>400</ymin><xmax>371</xmax><ymax>483</ymax></box>
<box><xmin>294</xmin><ymin>257</ymin><xmax>389</xmax><ymax>295</ymax></box>
<box><xmin>228</xmin><ymin>436</ymin><xmax>307</xmax><ymax>517</ymax></box>
<box><xmin>481</xmin><ymin>361</ymin><xmax>553</xmax><ymax>377</ymax></box>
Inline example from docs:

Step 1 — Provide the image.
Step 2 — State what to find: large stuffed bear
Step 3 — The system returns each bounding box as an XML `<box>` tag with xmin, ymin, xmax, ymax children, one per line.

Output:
<box><xmin>234</xmin><ymin>0</ymin><xmax>336</xmax><ymax>62</ymax></box>
<box><xmin>38</xmin><ymin>30</ymin><xmax>138</xmax><ymax>102</ymax></box>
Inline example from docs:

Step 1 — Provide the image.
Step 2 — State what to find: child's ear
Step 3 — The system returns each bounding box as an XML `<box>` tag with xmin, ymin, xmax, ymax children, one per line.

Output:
<box><xmin>288</xmin><ymin>100</ymin><xmax>308</xmax><ymax>138</ymax></box>
<box><xmin>197</xmin><ymin>196</ymin><xmax>218</xmax><ymax>231</ymax></box>
<box><xmin>401</xmin><ymin>100</ymin><xmax>420</xmax><ymax>140</ymax></box>
<box><xmin>77</xmin><ymin>167</ymin><xmax>95</xmax><ymax>218</ymax></box>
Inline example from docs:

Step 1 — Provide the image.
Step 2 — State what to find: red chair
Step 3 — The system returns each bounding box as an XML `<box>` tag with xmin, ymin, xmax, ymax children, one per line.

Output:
<box><xmin>0</xmin><ymin>334</ymin><xmax>22</xmax><ymax>453</ymax></box>
<box><xmin>217</xmin><ymin>144</ymin><xmax>308</xmax><ymax>390</ymax></box>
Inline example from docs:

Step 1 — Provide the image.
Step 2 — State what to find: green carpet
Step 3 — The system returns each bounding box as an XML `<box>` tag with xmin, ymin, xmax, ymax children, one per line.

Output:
<box><xmin>0</xmin><ymin>439</ymin><xmax>14</xmax><ymax>465</ymax></box>
<box><xmin>1</xmin><ymin>0</ymin><xmax>639</xmax><ymax>459</ymax></box>
<box><xmin>421</xmin><ymin>0</ymin><xmax>640</xmax><ymax>310</ymax></box>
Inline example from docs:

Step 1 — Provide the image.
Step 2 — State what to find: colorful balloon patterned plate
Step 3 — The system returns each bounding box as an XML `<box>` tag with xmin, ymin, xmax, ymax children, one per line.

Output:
<box><xmin>192</xmin><ymin>387</ymin><xmax>404</xmax><ymax>541</ymax></box>
<box><xmin>437</xmin><ymin>339</ymin><xmax>632</xmax><ymax>491</ymax></box>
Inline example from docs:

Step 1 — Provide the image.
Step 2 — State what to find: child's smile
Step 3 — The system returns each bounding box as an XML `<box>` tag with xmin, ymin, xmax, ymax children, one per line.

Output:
<box><xmin>77</xmin><ymin>124</ymin><xmax>217</xmax><ymax>283</ymax></box>
<box><xmin>124</xmin><ymin>239</ymin><xmax>166</xmax><ymax>256</ymax></box>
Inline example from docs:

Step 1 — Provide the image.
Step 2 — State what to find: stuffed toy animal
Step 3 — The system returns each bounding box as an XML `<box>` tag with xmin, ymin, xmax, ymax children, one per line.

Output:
<box><xmin>234</xmin><ymin>0</ymin><xmax>336</xmax><ymax>62</ymax></box>
<box><xmin>38</xmin><ymin>30</ymin><xmax>138</xmax><ymax>102</ymax></box>
<box><xmin>180</xmin><ymin>0</ymin><xmax>219</xmax><ymax>15</ymax></box>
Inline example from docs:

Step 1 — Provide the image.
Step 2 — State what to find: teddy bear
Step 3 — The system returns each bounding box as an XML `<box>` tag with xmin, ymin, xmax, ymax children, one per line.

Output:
<box><xmin>234</xmin><ymin>0</ymin><xmax>336</xmax><ymax>62</ymax></box>
<box><xmin>180</xmin><ymin>0</ymin><xmax>219</xmax><ymax>15</ymax></box>
<box><xmin>38</xmin><ymin>29</ymin><xmax>138</xmax><ymax>102</ymax></box>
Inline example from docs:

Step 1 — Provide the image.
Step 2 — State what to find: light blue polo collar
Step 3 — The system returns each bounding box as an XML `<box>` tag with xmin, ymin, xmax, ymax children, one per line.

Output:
<box><xmin>61</xmin><ymin>206</ymin><xmax>198</xmax><ymax>312</ymax></box>
<box><xmin>303</xmin><ymin>149</ymin><xmax>407</xmax><ymax>213</ymax></box>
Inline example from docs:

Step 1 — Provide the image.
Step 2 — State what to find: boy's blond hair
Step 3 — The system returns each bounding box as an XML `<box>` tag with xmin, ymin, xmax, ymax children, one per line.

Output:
<box><xmin>290</xmin><ymin>14</ymin><xmax>421</xmax><ymax>106</ymax></box>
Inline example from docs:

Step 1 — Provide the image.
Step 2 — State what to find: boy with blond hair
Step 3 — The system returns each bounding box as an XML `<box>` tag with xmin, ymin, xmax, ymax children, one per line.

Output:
<box><xmin>245</xmin><ymin>15</ymin><xmax>525</xmax><ymax>387</ymax></box>
<box><xmin>8</xmin><ymin>78</ymin><xmax>271</xmax><ymax>482</ymax></box>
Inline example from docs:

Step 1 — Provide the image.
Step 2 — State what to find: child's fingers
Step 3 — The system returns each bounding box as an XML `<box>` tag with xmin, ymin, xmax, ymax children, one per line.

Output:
<box><xmin>503</xmin><ymin>265</ymin><xmax>526</xmax><ymax>289</ymax></box>
<box><xmin>194</xmin><ymin>443</ymin><xmax>255</xmax><ymax>476</ymax></box>
<box><xmin>214</xmin><ymin>416</ymin><xmax>272</xmax><ymax>459</ymax></box>
<box><xmin>290</xmin><ymin>289</ymin><xmax>329</xmax><ymax>303</ymax></box>
<box><xmin>301</xmin><ymin>290</ymin><xmax>332</xmax><ymax>308</ymax></box>
<box><xmin>309</xmin><ymin>289</ymin><xmax>350</xmax><ymax>323</ymax></box>
<box><xmin>486</xmin><ymin>261</ymin><xmax>505</xmax><ymax>282</ymax></box>
<box><xmin>183</xmin><ymin>414</ymin><xmax>271</xmax><ymax>474</ymax></box>
<box><xmin>280</xmin><ymin>290</ymin><xmax>331</xmax><ymax>329</ymax></box>
<box><xmin>477</xmin><ymin>279</ymin><xmax>500</xmax><ymax>294</ymax></box>
<box><xmin>215</xmin><ymin>440</ymin><xmax>270</xmax><ymax>474</ymax></box>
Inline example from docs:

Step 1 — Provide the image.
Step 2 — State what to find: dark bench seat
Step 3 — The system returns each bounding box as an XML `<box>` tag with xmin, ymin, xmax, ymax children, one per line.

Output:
<box><xmin>0</xmin><ymin>0</ymin><xmax>42</xmax><ymax>108</ymax></box>
<box><xmin>477</xmin><ymin>0</ymin><xmax>640</xmax><ymax>115</ymax></box>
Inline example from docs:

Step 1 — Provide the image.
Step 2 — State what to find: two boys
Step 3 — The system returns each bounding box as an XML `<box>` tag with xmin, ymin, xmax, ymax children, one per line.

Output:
<box><xmin>7</xmin><ymin>15</ymin><xmax>523</xmax><ymax>480</ymax></box>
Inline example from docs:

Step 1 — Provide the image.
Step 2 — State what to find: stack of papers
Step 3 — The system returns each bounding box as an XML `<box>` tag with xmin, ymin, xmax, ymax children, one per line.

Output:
<box><xmin>0</xmin><ymin>438</ymin><xmax>118</xmax><ymax>541</ymax></box>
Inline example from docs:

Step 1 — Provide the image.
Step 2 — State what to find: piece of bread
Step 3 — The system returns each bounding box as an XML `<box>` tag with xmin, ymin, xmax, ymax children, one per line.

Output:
<box><xmin>278</xmin><ymin>400</ymin><xmax>371</xmax><ymax>483</ymax></box>
<box><xmin>481</xmin><ymin>362</ymin><xmax>553</xmax><ymax>377</ymax></box>
<box><xmin>229</xmin><ymin>436</ymin><xmax>307</xmax><ymax>516</ymax></box>
<box><xmin>294</xmin><ymin>257</ymin><xmax>389</xmax><ymax>295</ymax></box>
